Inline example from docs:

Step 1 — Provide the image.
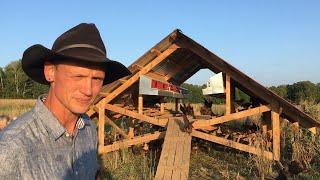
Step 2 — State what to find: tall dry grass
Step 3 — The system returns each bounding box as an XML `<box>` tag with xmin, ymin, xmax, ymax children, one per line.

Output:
<box><xmin>0</xmin><ymin>99</ymin><xmax>36</xmax><ymax>119</ymax></box>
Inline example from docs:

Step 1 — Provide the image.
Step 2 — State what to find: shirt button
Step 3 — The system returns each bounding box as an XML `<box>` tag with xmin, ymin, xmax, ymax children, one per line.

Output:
<box><xmin>75</xmin><ymin>171</ymin><xmax>78</xmax><ymax>175</ymax></box>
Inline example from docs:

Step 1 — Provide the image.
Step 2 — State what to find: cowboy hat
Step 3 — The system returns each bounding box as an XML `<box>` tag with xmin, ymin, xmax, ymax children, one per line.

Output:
<box><xmin>22</xmin><ymin>23</ymin><xmax>131</xmax><ymax>85</ymax></box>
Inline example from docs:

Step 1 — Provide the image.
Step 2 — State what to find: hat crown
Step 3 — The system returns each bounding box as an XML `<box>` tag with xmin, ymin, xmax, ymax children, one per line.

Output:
<box><xmin>52</xmin><ymin>23</ymin><xmax>106</xmax><ymax>56</ymax></box>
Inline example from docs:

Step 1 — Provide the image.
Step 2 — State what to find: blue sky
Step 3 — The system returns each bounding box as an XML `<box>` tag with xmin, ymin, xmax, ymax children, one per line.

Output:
<box><xmin>1</xmin><ymin>0</ymin><xmax>319</xmax><ymax>86</ymax></box>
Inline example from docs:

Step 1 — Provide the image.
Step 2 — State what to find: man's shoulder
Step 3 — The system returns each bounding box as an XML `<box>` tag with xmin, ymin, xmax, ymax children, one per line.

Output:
<box><xmin>0</xmin><ymin>108</ymin><xmax>36</xmax><ymax>142</ymax></box>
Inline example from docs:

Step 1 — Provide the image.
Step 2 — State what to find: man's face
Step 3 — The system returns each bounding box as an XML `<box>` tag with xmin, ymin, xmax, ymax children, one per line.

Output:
<box><xmin>45</xmin><ymin>61</ymin><xmax>105</xmax><ymax>114</ymax></box>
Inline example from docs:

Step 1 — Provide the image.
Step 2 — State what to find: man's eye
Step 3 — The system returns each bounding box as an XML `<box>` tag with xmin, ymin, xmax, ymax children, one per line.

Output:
<box><xmin>93</xmin><ymin>77</ymin><xmax>103</xmax><ymax>81</ymax></box>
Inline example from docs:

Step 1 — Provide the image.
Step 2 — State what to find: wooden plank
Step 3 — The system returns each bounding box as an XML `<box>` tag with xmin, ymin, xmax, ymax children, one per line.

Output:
<box><xmin>98</xmin><ymin>100</ymin><xmax>106</xmax><ymax>151</ymax></box>
<box><xmin>105</xmin><ymin>104</ymin><xmax>168</xmax><ymax>126</ymax></box>
<box><xmin>163</xmin><ymin>119</ymin><xmax>180</xmax><ymax>180</ymax></box>
<box><xmin>180</xmin><ymin>129</ymin><xmax>192</xmax><ymax>180</ymax></box>
<box><xmin>272</xmin><ymin>111</ymin><xmax>280</xmax><ymax>161</ymax></box>
<box><xmin>155</xmin><ymin>118</ymin><xmax>192</xmax><ymax>180</ymax></box>
<box><xmin>99</xmin><ymin>131</ymin><xmax>166</xmax><ymax>154</ymax></box>
<box><xmin>103</xmin><ymin>44</ymin><xmax>179</xmax><ymax>104</ymax></box>
<box><xmin>193</xmin><ymin>105</ymin><xmax>271</xmax><ymax>128</ymax></box>
<box><xmin>225</xmin><ymin>74</ymin><xmax>231</xmax><ymax>115</ymax></box>
<box><xmin>192</xmin><ymin>130</ymin><xmax>274</xmax><ymax>160</ymax></box>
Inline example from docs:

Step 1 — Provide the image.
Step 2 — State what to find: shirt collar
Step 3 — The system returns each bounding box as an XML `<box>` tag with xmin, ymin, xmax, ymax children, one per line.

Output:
<box><xmin>33</xmin><ymin>95</ymin><xmax>90</xmax><ymax>140</ymax></box>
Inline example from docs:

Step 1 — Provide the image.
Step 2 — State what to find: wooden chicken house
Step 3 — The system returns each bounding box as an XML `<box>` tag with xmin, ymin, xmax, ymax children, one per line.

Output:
<box><xmin>87</xmin><ymin>30</ymin><xmax>320</xmax><ymax>180</ymax></box>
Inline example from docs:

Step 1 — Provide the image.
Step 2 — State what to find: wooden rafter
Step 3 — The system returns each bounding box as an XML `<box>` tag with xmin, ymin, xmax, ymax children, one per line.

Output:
<box><xmin>105</xmin><ymin>104</ymin><xmax>168</xmax><ymax>127</ymax></box>
<box><xmin>192</xmin><ymin>130</ymin><xmax>273</xmax><ymax>160</ymax></box>
<box><xmin>99</xmin><ymin>131</ymin><xmax>166</xmax><ymax>154</ymax></box>
<box><xmin>103</xmin><ymin>44</ymin><xmax>179</xmax><ymax>104</ymax></box>
<box><xmin>193</xmin><ymin>105</ymin><xmax>271</xmax><ymax>128</ymax></box>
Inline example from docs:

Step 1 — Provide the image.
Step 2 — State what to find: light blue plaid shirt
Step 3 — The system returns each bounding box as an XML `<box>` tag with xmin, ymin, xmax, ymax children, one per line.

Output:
<box><xmin>0</xmin><ymin>96</ymin><xmax>98</xmax><ymax>179</ymax></box>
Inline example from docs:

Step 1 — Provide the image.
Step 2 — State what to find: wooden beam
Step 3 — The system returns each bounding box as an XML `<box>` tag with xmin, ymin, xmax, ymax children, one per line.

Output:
<box><xmin>192</xmin><ymin>130</ymin><xmax>273</xmax><ymax>160</ymax></box>
<box><xmin>99</xmin><ymin>131</ymin><xmax>166</xmax><ymax>153</ymax></box>
<box><xmin>151</xmin><ymin>48</ymin><xmax>162</xmax><ymax>56</ymax></box>
<box><xmin>145</xmin><ymin>71</ymin><xmax>167</xmax><ymax>82</ymax></box>
<box><xmin>272</xmin><ymin>111</ymin><xmax>280</xmax><ymax>161</ymax></box>
<box><xmin>98</xmin><ymin>99</ymin><xmax>106</xmax><ymax>150</ymax></box>
<box><xmin>226</xmin><ymin>74</ymin><xmax>231</xmax><ymax>115</ymax></box>
<box><xmin>105</xmin><ymin>104</ymin><xmax>168</xmax><ymax>126</ymax></box>
<box><xmin>103</xmin><ymin>44</ymin><xmax>179</xmax><ymax>104</ymax></box>
<box><xmin>193</xmin><ymin>105</ymin><xmax>271</xmax><ymax>128</ymax></box>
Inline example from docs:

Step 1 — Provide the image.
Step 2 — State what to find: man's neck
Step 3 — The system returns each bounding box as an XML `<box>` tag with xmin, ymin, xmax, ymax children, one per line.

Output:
<box><xmin>43</xmin><ymin>93</ymin><xmax>79</xmax><ymax>135</ymax></box>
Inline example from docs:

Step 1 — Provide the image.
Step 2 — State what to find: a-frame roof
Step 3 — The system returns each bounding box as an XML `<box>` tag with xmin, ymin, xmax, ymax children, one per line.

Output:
<box><xmin>99</xmin><ymin>29</ymin><xmax>320</xmax><ymax>130</ymax></box>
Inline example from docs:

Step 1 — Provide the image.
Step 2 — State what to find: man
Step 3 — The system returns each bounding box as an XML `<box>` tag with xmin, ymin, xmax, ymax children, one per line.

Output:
<box><xmin>0</xmin><ymin>23</ymin><xmax>131</xmax><ymax>179</ymax></box>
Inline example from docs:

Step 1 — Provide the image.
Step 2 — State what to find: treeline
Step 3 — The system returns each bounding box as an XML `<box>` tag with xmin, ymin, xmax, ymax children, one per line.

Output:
<box><xmin>270</xmin><ymin>81</ymin><xmax>320</xmax><ymax>104</ymax></box>
<box><xmin>1</xmin><ymin>60</ymin><xmax>319</xmax><ymax>104</ymax></box>
<box><xmin>0</xmin><ymin>60</ymin><xmax>48</xmax><ymax>98</ymax></box>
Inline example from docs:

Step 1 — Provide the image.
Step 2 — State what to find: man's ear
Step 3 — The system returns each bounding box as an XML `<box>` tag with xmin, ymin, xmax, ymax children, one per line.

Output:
<box><xmin>44</xmin><ymin>61</ymin><xmax>56</xmax><ymax>83</ymax></box>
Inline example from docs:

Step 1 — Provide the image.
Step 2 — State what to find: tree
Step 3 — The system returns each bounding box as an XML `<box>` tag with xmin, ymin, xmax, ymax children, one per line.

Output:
<box><xmin>269</xmin><ymin>85</ymin><xmax>288</xmax><ymax>98</ymax></box>
<box><xmin>287</xmin><ymin>81</ymin><xmax>317</xmax><ymax>103</ymax></box>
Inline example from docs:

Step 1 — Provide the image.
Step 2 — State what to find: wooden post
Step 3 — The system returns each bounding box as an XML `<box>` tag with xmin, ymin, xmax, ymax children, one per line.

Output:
<box><xmin>138</xmin><ymin>95</ymin><xmax>143</xmax><ymax>114</ymax></box>
<box><xmin>98</xmin><ymin>99</ymin><xmax>106</xmax><ymax>152</ymax></box>
<box><xmin>272</xmin><ymin>110</ymin><xmax>280</xmax><ymax>161</ymax></box>
<box><xmin>175</xmin><ymin>98</ymin><xmax>179</xmax><ymax>112</ymax></box>
<box><xmin>160</xmin><ymin>103</ymin><xmax>165</xmax><ymax>114</ymax></box>
<box><xmin>225</xmin><ymin>74</ymin><xmax>231</xmax><ymax>115</ymax></box>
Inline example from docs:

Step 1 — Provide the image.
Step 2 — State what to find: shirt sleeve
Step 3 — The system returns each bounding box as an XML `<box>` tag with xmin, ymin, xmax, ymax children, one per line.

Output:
<box><xmin>0</xmin><ymin>143</ymin><xmax>19</xmax><ymax>178</ymax></box>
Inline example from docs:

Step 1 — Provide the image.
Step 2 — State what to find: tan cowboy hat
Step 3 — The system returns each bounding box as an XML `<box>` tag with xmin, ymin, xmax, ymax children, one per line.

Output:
<box><xmin>22</xmin><ymin>23</ymin><xmax>131</xmax><ymax>85</ymax></box>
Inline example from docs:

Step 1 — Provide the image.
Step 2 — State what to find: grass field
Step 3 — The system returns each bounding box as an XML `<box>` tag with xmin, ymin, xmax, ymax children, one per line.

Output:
<box><xmin>1</xmin><ymin>99</ymin><xmax>320</xmax><ymax>179</ymax></box>
<box><xmin>0</xmin><ymin>99</ymin><xmax>36</xmax><ymax>119</ymax></box>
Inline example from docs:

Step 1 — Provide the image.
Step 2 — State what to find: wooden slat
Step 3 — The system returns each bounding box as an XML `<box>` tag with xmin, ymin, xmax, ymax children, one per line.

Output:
<box><xmin>192</xmin><ymin>130</ymin><xmax>273</xmax><ymax>160</ymax></box>
<box><xmin>99</xmin><ymin>131</ymin><xmax>165</xmax><ymax>153</ymax></box>
<box><xmin>272</xmin><ymin>111</ymin><xmax>280</xmax><ymax>161</ymax></box>
<box><xmin>98</xmin><ymin>100</ymin><xmax>106</xmax><ymax>151</ymax></box>
<box><xmin>105</xmin><ymin>104</ymin><xmax>168</xmax><ymax>126</ymax></box>
<box><xmin>225</xmin><ymin>74</ymin><xmax>231</xmax><ymax>115</ymax></box>
<box><xmin>103</xmin><ymin>44</ymin><xmax>179</xmax><ymax>104</ymax></box>
<box><xmin>193</xmin><ymin>105</ymin><xmax>271</xmax><ymax>128</ymax></box>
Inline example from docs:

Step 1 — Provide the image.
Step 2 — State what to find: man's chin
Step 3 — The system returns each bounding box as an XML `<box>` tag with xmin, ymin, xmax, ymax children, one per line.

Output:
<box><xmin>72</xmin><ymin>107</ymin><xmax>89</xmax><ymax>115</ymax></box>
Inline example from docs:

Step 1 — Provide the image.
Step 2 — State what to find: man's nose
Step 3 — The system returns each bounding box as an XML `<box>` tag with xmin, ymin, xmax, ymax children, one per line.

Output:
<box><xmin>81</xmin><ymin>79</ymin><xmax>93</xmax><ymax>96</ymax></box>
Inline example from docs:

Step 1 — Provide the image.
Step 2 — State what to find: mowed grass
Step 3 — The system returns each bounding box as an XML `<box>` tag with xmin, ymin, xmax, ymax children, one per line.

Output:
<box><xmin>0</xmin><ymin>99</ymin><xmax>36</xmax><ymax>119</ymax></box>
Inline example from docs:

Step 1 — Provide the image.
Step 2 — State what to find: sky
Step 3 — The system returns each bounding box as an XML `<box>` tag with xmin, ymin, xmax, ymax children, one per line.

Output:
<box><xmin>1</xmin><ymin>0</ymin><xmax>320</xmax><ymax>87</ymax></box>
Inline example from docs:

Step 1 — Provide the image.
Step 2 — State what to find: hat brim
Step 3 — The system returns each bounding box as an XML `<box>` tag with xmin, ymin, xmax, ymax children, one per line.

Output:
<box><xmin>22</xmin><ymin>44</ymin><xmax>131</xmax><ymax>85</ymax></box>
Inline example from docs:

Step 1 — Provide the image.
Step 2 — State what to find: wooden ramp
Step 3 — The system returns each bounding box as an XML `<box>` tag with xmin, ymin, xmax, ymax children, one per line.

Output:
<box><xmin>155</xmin><ymin>118</ymin><xmax>192</xmax><ymax>180</ymax></box>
